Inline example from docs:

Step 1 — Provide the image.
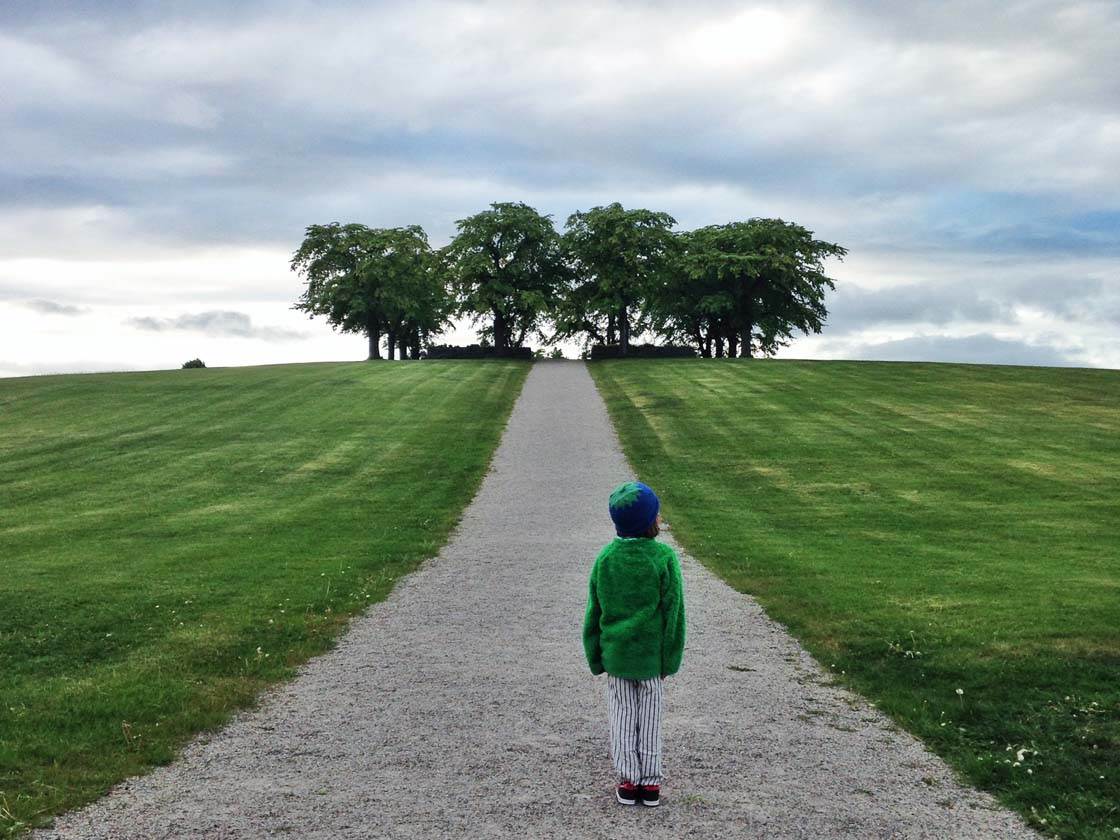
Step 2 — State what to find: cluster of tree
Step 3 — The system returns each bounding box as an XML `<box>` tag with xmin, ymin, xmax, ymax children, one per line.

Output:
<box><xmin>291</xmin><ymin>202</ymin><xmax>846</xmax><ymax>359</ymax></box>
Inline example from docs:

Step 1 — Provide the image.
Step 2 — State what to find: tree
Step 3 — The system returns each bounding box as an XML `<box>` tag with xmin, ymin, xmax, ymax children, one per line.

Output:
<box><xmin>380</xmin><ymin>239</ymin><xmax>454</xmax><ymax>362</ymax></box>
<box><xmin>656</xmin><ymin>219</ymin><xmax>846</xmax><ymax>357</ymax></box>
<box><xmin>561</xmin><ymin>203</ymin><xmax>677</xmax><ymax>354</ymax></box>
<box><xmin>649</xmin><ymin>230</ymin><xmax>734</xmax><ymax>358</ymax></box>
<box><xmin>291</xmin><ymin>223</ymin><xmax>448</xmax><ymax>360</ymax></box>
<box><xmin>375</xmin><ymin>228</ymin><xmax>452</xmax><ymax>360</ymax></box>
<box><xmin>441</xmin><ymin>202</ymin><xmax>566</xmax><ymax>350</ymax></box>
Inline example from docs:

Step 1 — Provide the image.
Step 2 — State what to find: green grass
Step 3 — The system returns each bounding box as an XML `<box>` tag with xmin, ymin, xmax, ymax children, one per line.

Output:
<box><xmin>590</xmin><ymin>359</ymin><xmax>1120</xmax><ymax>839</ymax></box>
<box><xmin>0</xmin><ymin>360</ymin><xmax>528</xmax><ymax>835</ymax></box>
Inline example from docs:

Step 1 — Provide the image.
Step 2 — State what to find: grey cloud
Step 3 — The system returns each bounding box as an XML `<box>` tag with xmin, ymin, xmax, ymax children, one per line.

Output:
<box><xmin>126</xmin><ymin>311</ymin><xmax>307</xmax><ymax>341</ymax></box>
<box><xmin>21</xmin><ymin>298</ymin><xmax>87</xmax><ymax>315</ymax></box>
<box><xmin>1</xmin><ymin>1</ymin><xmax>1117</xmax><ymax>252</ymax></box>
<box><xmin>849</xmin><ymin>333</ymin><xmax>1084</xmax><ymax>367</ymax></box>
<box><xmin>825</xmin><ymin>264</ymin><xmax>1120</xmax><ymax>336</ymax></box>
<box><xmin>991</xmin><ymin>272</ymin><xmax>1120</xmax><ymax>324</ymax></box>
<box><xmin>825</xmin><ymin>283</ymin><xmax>1011</xmax><ymax>334</ymax></box>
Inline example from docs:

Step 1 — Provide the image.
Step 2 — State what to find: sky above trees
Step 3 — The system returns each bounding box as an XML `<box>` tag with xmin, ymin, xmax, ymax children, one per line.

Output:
<box><xmin>1</xmin><ymin>0</ymin><xmax>1117</xmax><ymax>375</ymax></box>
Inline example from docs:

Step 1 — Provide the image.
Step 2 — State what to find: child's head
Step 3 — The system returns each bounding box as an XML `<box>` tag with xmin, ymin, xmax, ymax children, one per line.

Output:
<box><xmin>609</xmin><ymin>481</ymin><xmax>660</xmax><ymax>538</ymax></box>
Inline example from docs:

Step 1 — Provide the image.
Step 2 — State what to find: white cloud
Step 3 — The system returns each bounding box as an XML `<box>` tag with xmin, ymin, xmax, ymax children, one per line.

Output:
<box><xmin>0</xmin><ymin>32</ymin><xmax>110</xmax><ymax>108</ymax></box>
<box><xmin>0</xmin><ymin>247</ymin><xmax>294</xmax><ymax>300</ymax></box>
<box><xmin>0</xmin><ymin>298</ymin><xmax>359</xmax><ymax>379</ymax></box>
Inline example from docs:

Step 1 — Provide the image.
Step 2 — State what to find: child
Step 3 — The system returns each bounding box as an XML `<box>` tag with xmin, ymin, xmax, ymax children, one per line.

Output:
<box><xmin>582</xmin><ymin>480</ymin><xmax>686</xmax><ymax>807</ymax></box>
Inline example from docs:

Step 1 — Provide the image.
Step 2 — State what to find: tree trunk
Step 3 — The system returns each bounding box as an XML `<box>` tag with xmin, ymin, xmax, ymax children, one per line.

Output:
<box><xmin>715</xmin><ymin>334</ymin><xmax>725</xmax><ymax>358</ymax></box>
<box><xmin>410</xmin><ymin>330</ymin><xmax>421</xmax><ymax>359</ymax></box>
<box><xmin>398</xmin><ymin>333</ymin><xmax>409</xmax><ymax>360</ymax></box>
<box><xmin>618</xmin><ymin>304</ymin><xmax>630</xmax><ymax>354</ymax></box>
<box><xmin>703</xmin><ymin>333</ymin><xmax>712</xmax><ymax>358</ymax></box>
<box><xmin>367</xmin><ymin>322</ymin><xmax>381</xmax><ymax>360</ymax></box>
<box><xmin>493</xmin><ymin>309</ymin><xmax>507</xmax><ymax>349</ymax></box>
<box><xmin>741</xmin><ymin>322</ymin><xmax>753</xmax><ymax>358</ymax></box>
<box><xmin>386</xmin><ymin>330</ymin><xmax>396</xmax><ymax>361</ymax></box>
<box><xmin>727</xmin><ymin>331</ymin><xmax>738</xmax><ymax>359</ymax></box>
<box><xmin>607</xmin><ymin>314</ymin><xmax>616</xmax><ymax>346</ymax></box>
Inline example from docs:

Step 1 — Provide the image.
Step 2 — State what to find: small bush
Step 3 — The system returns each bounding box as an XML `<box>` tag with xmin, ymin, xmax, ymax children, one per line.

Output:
<box><xmin>423</xmin><ymin>344</ymin><xmax>534</xmax><ymax>360</ymax></box>
<box><xmin>589</xmin><ymin>344</ymin><xmax>696</xmax><ymax>360</ymax></box>
<box><xmin>181</xmin><ymin>358</ymin><xmax>206</xmax><ymax>369</ymax></box>
<box><xmin>532</xmin><ymin>347</ymin><xmax>568</xmax><ymax>359</ymax></box>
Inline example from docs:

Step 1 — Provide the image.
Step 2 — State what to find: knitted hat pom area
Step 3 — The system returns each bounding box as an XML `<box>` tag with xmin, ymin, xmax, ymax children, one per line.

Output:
<box><xmin>608</xmin><ymin>481</ymin><xmax>660</xmax><ymax>537</ymax></box>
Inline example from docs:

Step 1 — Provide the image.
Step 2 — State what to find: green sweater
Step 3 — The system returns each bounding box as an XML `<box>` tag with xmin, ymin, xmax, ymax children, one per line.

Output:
<box><xmin>582</xmin><ymin>537</ymin><xmax>686</xmax><ymax>680</ymax></box>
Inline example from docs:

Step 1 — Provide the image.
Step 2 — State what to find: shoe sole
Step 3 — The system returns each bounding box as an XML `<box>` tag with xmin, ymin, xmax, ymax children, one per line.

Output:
<box><xmin>641</xmin><ymin>799</ymin><xmax>660</xmax><ymax>807</ymax></box>
<box><xmin>616</xmin><ymin>791</ymin><xmax>638</xmax><ymax>806</ymax></box>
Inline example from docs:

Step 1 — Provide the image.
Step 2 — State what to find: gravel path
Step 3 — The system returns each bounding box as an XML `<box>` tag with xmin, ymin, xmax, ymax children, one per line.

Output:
<box><xmin>39</xmin><ymin>361</ymin><xmax>1037</xmax><ymax>839</ymax></box>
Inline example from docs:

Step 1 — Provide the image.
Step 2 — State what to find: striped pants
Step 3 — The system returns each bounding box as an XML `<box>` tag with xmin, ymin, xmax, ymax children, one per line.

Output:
<box><xmin>607</xmin><ymin>675</ymin><xmax>664</xmax><ymax>786</ymax></box>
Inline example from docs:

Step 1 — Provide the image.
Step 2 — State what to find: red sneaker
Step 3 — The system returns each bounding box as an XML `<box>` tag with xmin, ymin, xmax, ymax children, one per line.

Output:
<box><xmin>639</xmin><ymin>785</ymin><xmax>660</xmax><ymax>807</ymax></box>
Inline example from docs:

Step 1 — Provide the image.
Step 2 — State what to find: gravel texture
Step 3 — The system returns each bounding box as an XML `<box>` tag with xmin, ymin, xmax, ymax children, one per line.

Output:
<box><xmin>38</xmin><ymin>361</ymin><xmax>1037</xmax><ymax>839</ymax></box>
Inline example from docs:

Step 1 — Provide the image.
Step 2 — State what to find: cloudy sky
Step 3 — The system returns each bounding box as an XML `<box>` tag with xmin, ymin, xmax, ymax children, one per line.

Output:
<box><xmin>2</xmin><ymin>0</ymin><xmax>1118</xmax><ymax>377</ymax></box>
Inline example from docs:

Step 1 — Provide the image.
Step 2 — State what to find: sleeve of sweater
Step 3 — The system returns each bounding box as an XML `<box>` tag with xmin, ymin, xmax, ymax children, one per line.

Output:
<box><xmin>582</xmin><ymin>558</ymin><xmax>605</xmax><ymax>676</ymax></box>
<box><xmin>661</xmin><ymin>546</ymin><xmax>686</xmax><ymax>677</ymax></box>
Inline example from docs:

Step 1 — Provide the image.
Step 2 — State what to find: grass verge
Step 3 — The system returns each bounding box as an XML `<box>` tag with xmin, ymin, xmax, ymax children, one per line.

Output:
<box><xmin>590</xmin><ymin>359</ymin><xmax>1119</xmax><ymax>840</ymax></box>
<box><xmin>0</xmin><ymin>360</ymin><xmax>528</xmax><ymax>835</ymax></box>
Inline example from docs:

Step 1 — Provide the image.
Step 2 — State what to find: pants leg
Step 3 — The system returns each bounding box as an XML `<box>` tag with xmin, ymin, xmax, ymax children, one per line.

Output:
<box><xmin>607</xmin><ymin>675</ymin><xmax>641</xmax><ymax>784</ymax></box>
<box><xmin>636</xmin><ymin>677</ymin><xmax>664</xmax><ymax>786</ymax></box>
<box><xmin>608</xmin><ymin>675</ymin><xmax>664</xmax><ymax>786</ymax></box>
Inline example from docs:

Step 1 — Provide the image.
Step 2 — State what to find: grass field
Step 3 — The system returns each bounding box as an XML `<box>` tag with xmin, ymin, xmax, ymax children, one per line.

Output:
<box><xmin>591</xmin><ymin>359</ymin><xmax>1119</xmax><ymax>839</ymax></box>
<box><xmin>0</xmin><ymin>360</ymin><xmax>528</xmax><ymax>836</ymax></box>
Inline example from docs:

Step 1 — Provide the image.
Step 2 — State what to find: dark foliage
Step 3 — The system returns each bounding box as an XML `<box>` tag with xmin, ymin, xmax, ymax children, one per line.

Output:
<box><xmin>181</xmin><ymin>358</ymin><xmax>206</xmax><ymax>369</ymax></box>
<box><xmin>588</xmin><ymin>344</ymin><xmax>696</xmax><ymax>360</ymax></box>
<box><xmin>422</xmin><ymin>344</ymin><xmax>534</xmax><ymax>360</ymax></box>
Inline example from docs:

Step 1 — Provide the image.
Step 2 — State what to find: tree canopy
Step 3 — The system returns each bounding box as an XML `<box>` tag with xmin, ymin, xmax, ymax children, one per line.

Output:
<box><xmin>291</xmin><ymin>223</ymin><xmax>449</xmax><ymax>359</ymax></box>
<box><xmin>290</xmin><ymin>206</ymin><xmax>845</xmax><ymax>361</ymax></box>
<box><xmin>441</xmin><ymin>202</ymin><xmax>567</xmax><ymax>350</ymax></box>
<box><xmin>560</xmin><ymin>203</ymin><xmax>677</xmax><ymax>354</ymax></box>
<box><xmin>655</xmin><ymin>219</ymin><xmax>846</xmax><ymax>357</ymax></box>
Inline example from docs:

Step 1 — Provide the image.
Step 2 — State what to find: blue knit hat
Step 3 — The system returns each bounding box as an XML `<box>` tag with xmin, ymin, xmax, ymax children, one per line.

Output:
<box><xmin>609</xmin><ymin>481</ymin><xmax>660</xmax><ymax>537</ymax></box>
